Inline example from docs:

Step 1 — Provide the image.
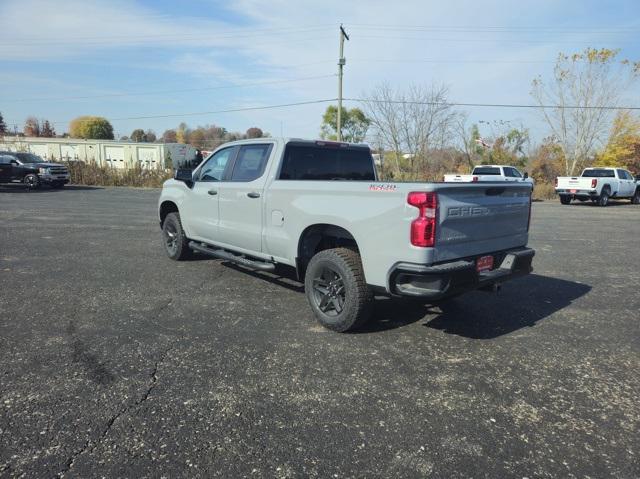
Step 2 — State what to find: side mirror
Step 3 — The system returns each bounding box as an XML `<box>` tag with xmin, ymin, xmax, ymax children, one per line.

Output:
<box><xmin>523</xmin><ymin>171</ymin><xmax>529</xmax><ymax>179</ymax></box>
<box><xmin>175</xmin><ymin>168</ymin><xmax>194</xmax><ymax>187</ymax></box>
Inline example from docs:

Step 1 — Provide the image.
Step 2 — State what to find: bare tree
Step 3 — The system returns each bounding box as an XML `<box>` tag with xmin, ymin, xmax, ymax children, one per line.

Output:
<box><xmin>531</xmin><ymin>48</ymin><xmax>639</xmax><ymax>175</ymax></box>
<box><xmin>24</xmin><ymin>116</ymin><xmax>41</xmax><ymax>137</ymax></box>
<box><xmin>362</xmin><ymin>83</ymin><xmax>457</xmax><ymax>177</ymax></box>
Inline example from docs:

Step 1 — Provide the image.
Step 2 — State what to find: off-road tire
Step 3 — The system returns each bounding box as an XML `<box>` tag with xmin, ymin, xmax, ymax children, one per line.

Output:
<box><xmin>559</xmin><ymin>195</ymin><xmax>571</xmax><ymax>205</ymax></box>
<box><xmin>162</xmin><ymin>212</ymin><xmax>192</xmax><ymax>261</ymax></box>
<box><xmin>597</xmin><ymin>189</ymin><xmax>610</xmax><ymax>207</ymax></box>
<box><xmin>24</xmin><ymin>174</ymin><xmax>40</xmax><ymax>190</ymax></box>
<box><xmin>304</xmin><ymin>248</ymin><xmax>373</xmax><ymax>332</ymax></box>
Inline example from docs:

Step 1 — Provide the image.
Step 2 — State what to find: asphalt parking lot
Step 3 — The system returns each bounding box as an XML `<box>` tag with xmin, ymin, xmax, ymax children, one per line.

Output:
<box><xmin>0</xmin><ymin>184</ymin><xmax>638</xmax><ymax>478</ymax></box>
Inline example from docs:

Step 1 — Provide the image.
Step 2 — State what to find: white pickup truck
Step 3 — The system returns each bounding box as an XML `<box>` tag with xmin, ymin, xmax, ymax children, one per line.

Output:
<box><xmin>555</xmin><ymin>167</ymin><xmax>640</xmax><ymax>206</ymax></box>
<box><xmin>444</xmin><ymin>165</ymin><xmax>533</xmax><ymax>184</ymax></box>
<box><xmin>158</xmin><ymin>138</ymin><xmax>535</xmax><ymax>332</ymax></box>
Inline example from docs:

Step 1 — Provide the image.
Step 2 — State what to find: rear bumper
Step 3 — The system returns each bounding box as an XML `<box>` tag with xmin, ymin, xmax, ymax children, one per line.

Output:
<box><xmin>388</xmin><ymin>247</ymin><xmax>535</xmax><ymax>300</ymax></box>
<box><xmin>556</xmin><ymin>188</ymin><xmax>598</xmax><ymax>197</ymax></box>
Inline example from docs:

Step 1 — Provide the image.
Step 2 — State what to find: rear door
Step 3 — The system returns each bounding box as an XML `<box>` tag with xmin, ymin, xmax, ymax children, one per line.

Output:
<box><xmin>433</xmin><ymin>183</ymin><xmax>532</xmax><ymax>263</ymax></box>
<box><xmin>217</xmin><ymin>143</ymin><xmax>274</xmax><ymax>253</ymax></box>
<box><xmin>0</xmin><ymin>155</ymin><xmax>13</xmax><ymax>182</ymax></box>
<box><xmin>617</xmin><ymin>169</ymin><xmax>634</xmax><ymax>196</ymax></box>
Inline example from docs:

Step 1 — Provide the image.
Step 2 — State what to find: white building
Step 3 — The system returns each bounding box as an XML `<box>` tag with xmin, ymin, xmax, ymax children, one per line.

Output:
<box><xmin>0</xmin><ymin>136</ymin><xmax>198</xmax><ymax>169</ymax></box>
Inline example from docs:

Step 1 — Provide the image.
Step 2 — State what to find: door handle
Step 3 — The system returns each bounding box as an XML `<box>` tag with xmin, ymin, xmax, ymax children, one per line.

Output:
<box><xmin>247</xmin><ymin>192</ymin><xmax>260</xmax><ymax>198</ymax></box>
<box><xmin>208</xmin><ymin>189</ymin><xmax>217</xmax><ymax>195</ymax></box>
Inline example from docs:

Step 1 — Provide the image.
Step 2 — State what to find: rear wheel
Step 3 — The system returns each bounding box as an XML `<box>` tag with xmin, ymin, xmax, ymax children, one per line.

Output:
<box><xmin>559</xmin><ymin>195</ymin><xmax>571</xmax><ymax>205</ymax></box>
<box><xmin>162</xmin><ymin>212</ymin><xmax>192</xmax><ymax>260</ymax></box>
<box><xmin>304</xmin><ymin>248</ymin><xmax>373</xmax><ymax>332</ymax></box>
<box><xmin>631</xmin><ymin>188</ymin><xmax>640</xmax><ymax>204</ymax></box>
<box><xmin>24</xmin><ymin>174</ymin><xmax>40</xmax><ymax>190</ymax></box>
<box><xmin>597</xmin><ymin>190</ymin><xmax>610</xmax><ymax>207</ymax></box>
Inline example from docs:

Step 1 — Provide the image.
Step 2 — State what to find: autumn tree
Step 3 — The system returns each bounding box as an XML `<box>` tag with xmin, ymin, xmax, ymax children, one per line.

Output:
<box><xmin>0</xmin><ymin>112</ymin><xmax>7</xmax><ymax>135</ymax></box>
<box><xmin>145</xmin><ymin>129</ymin><xmax>157</xmax><ymax>142</ymax></box>
<box><xmin>69</xmin><ymin>116</ymin><xmax>114</xmax><ymax>139</ymax></box>
<box><xmin>246</xmin><ymin>127</ymin><xmax>264</xmax><ymax>138</ymax></box>
<box><xmin>40</xmin><ymin>120</ymin><xmax>55</xmax><ymax>137</ymax></box>
<box><xmin>531</xmin><ymin>48</ymin><xmax>640</xmax><ymax>175</ymax></box>
<box><xmin>529</xmin><ymin>138</ymin><xmax>565</xmax><ymax>184</ymax></box>
<box><xmin>320</xmin><ymin>106</ymin><xmax>370</xmax><ymax>143</ymax></box>
<box><xmin>176</xmin><ymin>122</ymin><xmax>189</xmax><ymax>144</ymax></box>
<box><xmin>596</xmin><ymin>110</ymin><xmax>640</xmax><ymax>172</ymax></box>
<box><xmin>130</xmin><ymin>129</ymin><xmax>145</xmax><ymax>142</ymax></box>
<box><xmin>24</xmin><ymin>116</ymin><xmax>41</xmax><ymax>137</ymax></box>
<box><xmin>161</xmin><ymin>129</ymin><xmax>177</xmax><ymax>143</ymax></box>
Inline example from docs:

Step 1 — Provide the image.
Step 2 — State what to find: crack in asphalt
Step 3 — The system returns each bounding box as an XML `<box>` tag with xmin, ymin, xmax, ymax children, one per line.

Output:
<box><xmin>55</xmin><ymin>341</ymin><xmax>179</xmax><ymax>478</ymax></box>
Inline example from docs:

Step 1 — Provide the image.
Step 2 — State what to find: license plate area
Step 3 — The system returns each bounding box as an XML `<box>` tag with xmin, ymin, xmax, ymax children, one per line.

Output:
<box><xmin>570</xmin><ymin>189</ymin><xmax>577</xmax><ymax>193</ymax></box>
<box><xmin>476</xmin><ymin>255</ymin><xmax>494</xmax><ymax>273</ymax></box>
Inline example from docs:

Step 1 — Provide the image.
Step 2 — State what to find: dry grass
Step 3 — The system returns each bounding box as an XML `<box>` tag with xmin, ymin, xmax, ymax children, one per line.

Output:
<box><xmin>532</xmin><ymin>182</ymin><xmax>557</xmax><ymax>201</ymax></box>
<box><xmin>63</xmin><ymin>161</ymin><xmax>173</xmax><ymax>188</ymax></box>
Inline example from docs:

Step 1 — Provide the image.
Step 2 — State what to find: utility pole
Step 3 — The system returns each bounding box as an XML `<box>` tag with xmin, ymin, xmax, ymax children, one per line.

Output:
<box><xmin>337</xmin><ymin>24</ymin><xmax>349</xmax><ymax>142</ymax></box>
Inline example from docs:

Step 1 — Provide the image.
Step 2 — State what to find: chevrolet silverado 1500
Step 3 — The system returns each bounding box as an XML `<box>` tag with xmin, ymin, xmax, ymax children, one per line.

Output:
<box><xmin>158</xmin><ymin>138</ymin><xmax>535</xmax><ymax>332</ymax></box>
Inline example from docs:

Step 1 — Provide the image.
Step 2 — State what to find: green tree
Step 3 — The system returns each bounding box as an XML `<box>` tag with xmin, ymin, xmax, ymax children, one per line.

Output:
<box><xmin>320</xmin><ymin>106</ymin><xmax>370</xmax><ymax>143</ymax></box>
<box><xmin>130</xmin><ymin>129</ymin><xmax>145</xmax><ymax>142</ymax></box>
<box><xmin>0</xmin><ymin>112</ymin><xmax>7</xmax><ymax>135</ymax></box>
<box><xmin>40</xmin><ymin>120</ymin><xmax>55</xmax><ymax>138</ymax></box>
<box><xmin>69</xmin><ymin>116</ymin><xmax>114</xmax><ymax>140</ymax></box>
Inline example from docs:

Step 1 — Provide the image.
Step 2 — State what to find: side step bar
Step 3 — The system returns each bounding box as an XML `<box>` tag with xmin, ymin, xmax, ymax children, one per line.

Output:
<box><xmin>188</xmin><ymin>241</ymin><xmax>276</xmax><ymax>271</ymax></box>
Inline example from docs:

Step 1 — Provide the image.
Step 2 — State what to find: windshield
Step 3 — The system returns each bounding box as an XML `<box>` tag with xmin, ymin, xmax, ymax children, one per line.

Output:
<box><xmin>15</xmin><ymin>153</ymin><xmax>44</xmax><ymax>164</ymax></box>
<box><xmin>581</xmin><ymin>169</ymin><xmax>615</xmax><ymax>178</ymax></box>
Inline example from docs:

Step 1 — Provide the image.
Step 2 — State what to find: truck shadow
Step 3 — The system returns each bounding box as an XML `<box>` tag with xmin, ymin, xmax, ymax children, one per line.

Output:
<box><xmin>218</xmin><ymin>263</ymin><xmax>590</xmax><ymax>339</ymax></box>
<box><xmin>424</xmin><ymin>274</ymin><xmax>590</xmax><ymax>338</ymax></box>
<box><xmin>569</xmin><ymin>200</ymin><xmax>630</xmax><ymax>207</ymax></box>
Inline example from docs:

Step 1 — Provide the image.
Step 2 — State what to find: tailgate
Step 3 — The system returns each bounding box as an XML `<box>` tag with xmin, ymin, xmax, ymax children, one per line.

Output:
<box><xmin>557</xmin><ymin>177</ymin><xmax>590</xmax><ymax>189</ymax></box>
<box><xmin>433</xmin><ymin>183</ymin><xmax>531</xmax><ymax>263</ymax></box>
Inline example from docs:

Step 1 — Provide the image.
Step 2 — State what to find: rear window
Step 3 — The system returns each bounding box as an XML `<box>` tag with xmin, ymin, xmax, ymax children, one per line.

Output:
<box><xmin>582</xmin><ymin>169</ymin><xmax>615</xmax><ymax>178</ymax></box>
<box><xmin>279</xmin><ymin>145</ymin><xmax>375</xmax><ymax>181</ymax></box>
<box><xmin>473</xmin><ymin>167</ymin><xmax>501</xmax><ymax>175</ymax></box>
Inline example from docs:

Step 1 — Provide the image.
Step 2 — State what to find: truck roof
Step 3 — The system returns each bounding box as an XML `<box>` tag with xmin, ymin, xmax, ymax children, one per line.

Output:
<box><xmin>212</xmin><ymin>137</ymin><xmax>371</xmax><ymax>150</ymax></box>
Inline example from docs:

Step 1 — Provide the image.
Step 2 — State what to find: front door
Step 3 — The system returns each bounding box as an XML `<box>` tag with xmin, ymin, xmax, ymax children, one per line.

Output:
<box><xmin>217</xmin><ymin>143</ymin><xmax>273</xmax><ymax>253</ymax></box>
<box><xmin>182</xmin><ymin>146</ymin><xmax>236</xmax><ymax>243</ymax></box>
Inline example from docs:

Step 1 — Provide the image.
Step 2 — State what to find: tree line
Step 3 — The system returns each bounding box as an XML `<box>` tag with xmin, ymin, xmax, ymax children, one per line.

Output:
<box><xmin>0</xmin><ymin>113</ymin><xmax>268</xmax><ymax>151</ymax></box>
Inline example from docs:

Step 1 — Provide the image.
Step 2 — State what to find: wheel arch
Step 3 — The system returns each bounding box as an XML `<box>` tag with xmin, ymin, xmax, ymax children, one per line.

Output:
<box><xmin>296</xmin><ymin>223</ymin><xmax>360</xmax><ymax>280</ymax></box>
<box><xmin>159</xmin><ymin>200</ymin><xmax>179</xmax><ymax>226</ymax></box>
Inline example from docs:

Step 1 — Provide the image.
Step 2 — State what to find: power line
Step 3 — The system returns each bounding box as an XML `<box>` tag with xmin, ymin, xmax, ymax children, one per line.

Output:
<box><xmin>346</xmin><ymin>97</ymin><xmax>640</xmax><ymax>110</ymax></box>
<box><xmin>4</xmin><ymin>74</ymin><xmax>337</xmax><ymax>103</ymax></box>
<box><xmin>43</xmin><ymin>98</ymin><xmax>337</xmax><ymax>125</ymax></box>
<box><xmin>352</xmin><ymin>34</ymin><xmax>629</xmax><ymax>45</ymax></box>
<box><xmin>346</xmin><ymin>23</ymin><xmax>639</xmax><ymax>34</ymax></box>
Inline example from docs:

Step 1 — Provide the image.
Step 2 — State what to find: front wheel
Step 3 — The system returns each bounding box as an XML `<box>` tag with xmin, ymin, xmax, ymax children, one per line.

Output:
<box><xmin>559</xmin><ymin>195</ymin><xmax>571</xmax><ymax>205</ymax></box>
<box><xmin>162</xmin><ymin>212</ymin><xmax>192</xmax><ymax>260</ymax></box>
<box><xmin>631</xmin><ymin>188</ymin><xmax>640</xmax><ymax>205</ymax></box>
<box><xmin>24</xmin><ymin>174</ymin><xmax>40</xmax><ymax>190</ymax></box>
<box><xmin>304</xmin><ymin>248</ymin><xmax>373</xmax><ymax>332</ymax></box>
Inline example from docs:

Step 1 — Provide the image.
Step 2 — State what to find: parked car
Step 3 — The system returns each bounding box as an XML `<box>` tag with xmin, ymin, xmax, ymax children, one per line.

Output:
<box><xmin>555</xmin><ymin>167</ymin><xmax>640</xmax><ymax>206</ymax></box>
<box><xmin>0</xmin><ymin>152</ymin><xmax>69</xmax><ymax>189</ymax></box>
<box><xmin>158</xmin><ymin>138</ymin><xmax>535</xmax><ymax>332</ymax></box>
<box><xmin>444</xmin><ymin>165</ymin><xmax>533</xmax><ymax>184</ymax></box>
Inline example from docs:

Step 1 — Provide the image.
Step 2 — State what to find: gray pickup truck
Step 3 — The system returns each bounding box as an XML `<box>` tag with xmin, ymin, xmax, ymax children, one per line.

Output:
<box><xmin>158</xmin><ymin>138</ymin><xmax>535</xmax><ymax>332</ymax></box>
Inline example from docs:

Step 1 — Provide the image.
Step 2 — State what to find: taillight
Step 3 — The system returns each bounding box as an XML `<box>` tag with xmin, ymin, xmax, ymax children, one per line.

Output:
<box><xmin>554</xmin><ymin>178</ymin><xmax>558</xmax><ymax>187</ymax></box>
<box><xmin>472</xmin><ymin>176</ymin><xmax>479</xmax><ymax>182</ymax></box>
<box><xmin>591</xmin><ymin>178</ymin><xmax>597</xmax><ymax>188</ymax></box>
<box><xmin>407</xmin><ymin>192</ymin><xmax>437</xmax><ymax>247</ymax></box>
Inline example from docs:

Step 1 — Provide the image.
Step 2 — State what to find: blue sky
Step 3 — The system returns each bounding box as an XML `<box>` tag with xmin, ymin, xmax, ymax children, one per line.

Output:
<box><xmin>1</xmin><ymin>0</ymin><xmax>639</xmax><ymax>145</ymax></box>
